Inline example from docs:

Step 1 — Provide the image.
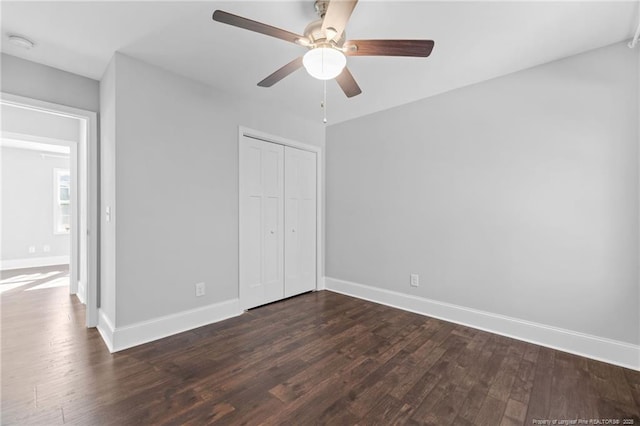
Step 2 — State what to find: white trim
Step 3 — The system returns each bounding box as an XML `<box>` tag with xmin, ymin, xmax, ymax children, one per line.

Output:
<box><xmin>0</xmin><ymin>256</ymin><xmax>70</xmax><ymax>271</ymax></box>
<box><xmin>239</xmin><ymin>127</ymin><xmax>322</xmax><ymax>155</ymax></box>
<box><xmin>325</xmin><ymin>277</ymin><xmax>640</xmax><ymax>371</ymax></box>
<box><xmin>637</xmin><ymin>41</ymin><xmax>640</xmax><ymax>356</ymax></box>
<box><xmin>1</xmin><ymin>131</ymin><xmax>77</xmax><ymax>147</ymax></box>
<box><xmin>1</xmin><ymin>92</ymin><xmax>99</xmax><ymax>328</ymax></box>
<box><xmin>98</xmin><ymin>299</ymin><xmax>243</xmax><ymax>353</ymax></box>
<box><xmin>97</xmin><ymin>309</ymin><xmax>115</xmax><ymax>353</ymax></box>
<box><xmin>77</xmin><ymin>279</ymin><xmax>87</xmax><ymax>304</ymax></box>
<box><xmin>238</xmin><ymin>126</ymin><xmax>324</xmax><ymax>307</ymax></box>
<box><xmin>53</xmin><ymin>167</ymin><xmax>71</xmax><ymax>235</ymax></box>
<box><xmin>1</xmin><ymin>132</ymin><xmax>73</xmax><ymax>153</ymax></box>
<box><xmin>628</xmin><ymin>0</ymin><xmax>640</xmax><ymax>48</ymax></box>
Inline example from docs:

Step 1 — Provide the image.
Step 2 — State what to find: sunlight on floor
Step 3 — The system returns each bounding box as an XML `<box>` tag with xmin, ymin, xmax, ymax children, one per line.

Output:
<box><xmin>1</xmin><ymin>271</ymin><xmax>61</xmax><ymax>284</ymax></box>
<box><xmin>0</xmin><ymin>281</ymin><xmax>35</xmax><ymax>294</ymax></box>
<box><xmin>0</xmin><ymin>270</ymin><xmax>68</xmax><ymax>294</ymax></box>
<box><xmin>25</xmin><ymin>276</ymin><xmax>69</xmax><ymax>291</ymax></box>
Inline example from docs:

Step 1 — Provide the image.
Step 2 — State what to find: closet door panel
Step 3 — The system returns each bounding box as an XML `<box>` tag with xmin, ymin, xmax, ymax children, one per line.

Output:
<box><xmin>284</xmin><ymin>146</ymin><xmax>317</xmax><ymax>297</ymax></box>
<box><xmin>240</xmin><ymin>137</ymin><xmax>284</xmax><ymax>309</ymax></box>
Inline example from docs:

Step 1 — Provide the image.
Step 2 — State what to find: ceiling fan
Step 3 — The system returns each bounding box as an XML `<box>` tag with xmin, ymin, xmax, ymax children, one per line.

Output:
<box><xmin>212</xmin><ymin>0</ymin><xmax>435</xmax><ymax>98</ymax></box>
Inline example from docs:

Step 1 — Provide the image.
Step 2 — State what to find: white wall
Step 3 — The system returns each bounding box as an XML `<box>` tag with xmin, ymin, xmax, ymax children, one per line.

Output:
<box><xmin>326</xmin><ymin>42</ymin><xmax>639</xmax><ymax>346</ymax></box>
<box><xmin>1</xmin><ymin>53</ymin><xmax>99</xmax><ymax>112</ymax></box>
<box><xmin>1</xmin><ymin>147</ymin><xmax>70</xmax><ymax>261</ymax></box>
<box><xmin>100</xmin><ymin>53</ymin><xmax>325</xmax><ymax>332</ymax></box>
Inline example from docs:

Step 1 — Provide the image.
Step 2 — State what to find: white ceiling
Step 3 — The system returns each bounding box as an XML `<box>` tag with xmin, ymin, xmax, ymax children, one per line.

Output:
<box><xmin>1</xmin><ymin>1</ymin><xmax>638</xmax><ymax>124</ymax></box>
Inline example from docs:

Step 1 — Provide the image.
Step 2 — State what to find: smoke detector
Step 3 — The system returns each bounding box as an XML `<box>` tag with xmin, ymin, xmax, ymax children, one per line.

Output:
<box><xmin>8</xmin><ymin>35</ymin><xmax>35</xmax><ymax>50</ymax></box>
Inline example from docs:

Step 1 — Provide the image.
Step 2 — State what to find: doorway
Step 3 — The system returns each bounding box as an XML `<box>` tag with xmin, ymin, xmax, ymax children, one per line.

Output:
<box><xmin>238</xmin><ymin>127</ymin><xmax>323</xmax><ymax>310</ymax></box>
<box><xmin>0</xmin><ymin>93</ymin><xmax>98</xmax><ymax>327</ymax></box>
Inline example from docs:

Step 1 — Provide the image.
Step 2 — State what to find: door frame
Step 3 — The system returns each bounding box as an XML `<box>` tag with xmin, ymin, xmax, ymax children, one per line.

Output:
<box><xmin>1</xmin><ymin>92</ymin><xmax>99</xmax><ymax>328</ymax></box>
<box><xmin>238</xmin><ymin>126</ymin><xmax>323</xmax><ymax>309</ymax></box>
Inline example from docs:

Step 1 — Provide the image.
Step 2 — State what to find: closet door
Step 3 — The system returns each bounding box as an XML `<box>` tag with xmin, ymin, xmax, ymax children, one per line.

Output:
<box><xmin>284</xmin><ymin>146</ymin><xmax>317</xmax><ymax>297</ymax></box>
<box><xmin>239</xmin><ymin>136</ymin><xmax>284</xmax><ymax>309</ymax></box>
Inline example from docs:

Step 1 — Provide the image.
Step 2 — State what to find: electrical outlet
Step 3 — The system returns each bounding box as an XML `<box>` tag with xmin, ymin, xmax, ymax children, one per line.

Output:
<box><xmin>195</xmin><ymin>282</ymin><xmax>205</xmax><ymax>297</ymax></box>
<box><xmin>43</xmin><ymin>245</ymin><xmax>51</xmax><ymax>253</ymax></box>
<box><xmin>28</xmin><ymin>246</ymin><xmax>36</xmax><ymax>254</ymax></box>
<box><xmin>410</xmin><ymin>274</ymin><xmax>419</xmax><ymax>287</ymax></box>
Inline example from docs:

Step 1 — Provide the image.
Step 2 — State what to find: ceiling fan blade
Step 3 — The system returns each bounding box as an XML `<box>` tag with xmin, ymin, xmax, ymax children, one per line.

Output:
<box><xmin>257</xmin><ymin>57</ymin><xmax>304</xmax><ymax>87</ymax></box>
<box><xmin>344</xmin><ymin>40</ymin><xmax>435</xmax><ymax>57</ymax></box>
<box><xmin>335</xmin><ymin>67</ymin><xmax>362</xmax><ymax>98</ymax></box>
<box><xmin>321</xmin><ymin>0</ymin><xmax>358</xmax><ymax>40</ymax></box>
<box><xmin>213</xmin><ymin>10</ymin><xmax>304</xmax><ymax>45</ymax></box>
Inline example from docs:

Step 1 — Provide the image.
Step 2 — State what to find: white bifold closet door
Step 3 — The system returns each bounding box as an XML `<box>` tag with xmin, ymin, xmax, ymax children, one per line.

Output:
<box><xmin>239</xmin><ymin>135</ymin><xmax>317</xmax><ymax>310</ymax></box>
<box><xmin>239</xmin><ymin>137</ymin><xmax>285</xmax><ymax>309</ymax></box>
<box><xmin>284</xmin><ymin>146</ymin><xmax>317</xmax><ymax>297</ymax></box>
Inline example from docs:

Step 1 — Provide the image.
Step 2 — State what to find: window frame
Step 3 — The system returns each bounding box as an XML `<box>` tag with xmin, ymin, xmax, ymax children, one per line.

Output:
<box><xmin>53</xmin><ymin>168</ymin><xmax>71</xmax><ymax>235</ymax></box>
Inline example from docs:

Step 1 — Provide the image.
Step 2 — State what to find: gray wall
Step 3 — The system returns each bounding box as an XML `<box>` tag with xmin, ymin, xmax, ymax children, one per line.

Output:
<box><xmin>326</xmin><ymin>42</ymin><xmax>639</xmax><ymax>345</ymax></box>
<box><xmin>99</xmin><ymin>57</ymin><xmax>117</xmax><ymax>323</ymax></box>
<box><xmin>2</xmin><ymin>103</ymin><xmax>81</xmax><ymax>142</ymax></box>
<box><xmin>1</xmin><ymin>53</ymin><xmax>99</xmax><ymax>112</ymax></box>
<box><xmin>101</xmin><ymin>53</ymin><xmax>325</xmax><ymax>327</ymax></box>
<box><xmin>1</xmin><ymin>147</ymin><xmax>70</xmax><ymax>260</ymax></box>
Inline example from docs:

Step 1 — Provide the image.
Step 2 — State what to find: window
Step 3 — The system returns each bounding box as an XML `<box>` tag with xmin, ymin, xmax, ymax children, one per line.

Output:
<box><xmin>53</xmin><ymin>169</ymin><xmax>70</xmax><ymax>234</ymax></box>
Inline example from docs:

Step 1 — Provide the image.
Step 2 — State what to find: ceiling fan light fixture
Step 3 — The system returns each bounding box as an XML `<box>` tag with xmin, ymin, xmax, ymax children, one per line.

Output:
<box><xmin>303</xmin><ymin>47</ymin><xmax>346</xmax><ymax>80</ymax></box>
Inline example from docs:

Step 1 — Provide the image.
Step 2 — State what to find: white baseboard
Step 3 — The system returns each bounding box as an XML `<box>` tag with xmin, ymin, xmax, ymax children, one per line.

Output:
<box><xmin>0</xmin><ymin>255</ymin><xmax>70</xmax><ymax>271</ymax></box>
<box><xmin>96</xmin><ymin>299</ymin><xmax>243</xmax><ymax>353</ymax></box>
<box><xmin>97</xmin><ymin>309</ymin><xmax>115</xmax><ymax>353</ymax></box>
<box><xmin>317</xmin><ymin>276</ymin><xmax>326</xmax><ymax>290</ymax></box>
<box><xmin>325</xmin><ymin>277</ymin><xmax>640</xmax><ymax>371</ymax></box>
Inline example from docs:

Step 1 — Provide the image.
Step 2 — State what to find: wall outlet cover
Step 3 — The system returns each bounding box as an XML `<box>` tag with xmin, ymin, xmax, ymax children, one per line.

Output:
<box><xmin>195</xmin><ymin>282</ymin><xmax>205</xmax><ymax>297</ymax></box>
<box><xmin>410</xmin><ymin>274</ymin><xmax>419</xmax><ymax>287</ymax></box>
<box><xmin>28</xmin><ymin>246</ymin><xmax>36</xmax><ymax>254</ymax></box>
<box><xmin>43</xmin><ymin>245</ymin><xmax>51</xmax><ymax>252</ymax></box>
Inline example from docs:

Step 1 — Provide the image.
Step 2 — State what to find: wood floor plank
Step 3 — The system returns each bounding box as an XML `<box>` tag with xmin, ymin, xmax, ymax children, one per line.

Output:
<box><xmin>2</xmin><ymin>265</ymin><xmax>639</xmax><ymax>425</ymax></box>
<box><xmin>524</xmin><ymin>346</ymin><xmax>557</xmax><ymax>423</ymax></box>
<box><xmin>487</xmin><ymin>345</ymin><xmax>523</xmax><ymax>402</ymax></box>
<box><xmin>360</xmin><ymin>393</ymin><xmax>404</xmax><ymax>424</ymax></box>
<box><xmin>500</xmin><ymin>398</ymin><xmax>528</xmax><ymax>425</ymax></box>
<box><xmin>625</xmin><ymin>368</ymin><xmax>640</xmax><ymax>408</ymax></box>
<box><xmin>509</xmin><ymin>358</ymin><xmax>536</xmax><ymax>405</ymax></box>
<box><xmin>474</xmin><ymin>394</ymin><xmax>507</xmax><ymax>426</ymax></box>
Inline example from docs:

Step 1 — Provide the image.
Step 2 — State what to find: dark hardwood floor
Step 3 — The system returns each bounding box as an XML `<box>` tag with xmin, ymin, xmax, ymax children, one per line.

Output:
<box><xmin>2</xmin><ymin>266</ymin><xmax>639</xmax><ymax>425</ymax></box>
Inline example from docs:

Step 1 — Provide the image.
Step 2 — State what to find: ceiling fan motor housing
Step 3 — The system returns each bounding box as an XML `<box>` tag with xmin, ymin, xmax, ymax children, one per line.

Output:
<box><xmin>304</xmin><ymin>19</ymin><xmax>345</xmax><ymax>48</ymax></box>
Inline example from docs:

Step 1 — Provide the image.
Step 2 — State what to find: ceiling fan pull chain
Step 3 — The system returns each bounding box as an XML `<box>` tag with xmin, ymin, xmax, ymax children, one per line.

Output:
<box><xmin>322</xmin><ymin>80</ymin><xmax>328</xmax><ymax>124</ymax></box>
